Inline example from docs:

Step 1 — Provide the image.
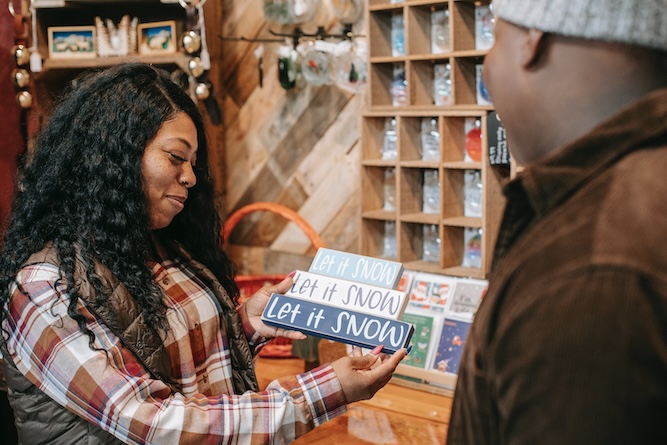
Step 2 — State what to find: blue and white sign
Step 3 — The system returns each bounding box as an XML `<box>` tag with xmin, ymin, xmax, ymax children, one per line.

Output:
<box><xmin>262</xmin><ymin>294</ymin><xmax>414</xmax><ymax>354</ymax></box>
<box><xmin>310</xmin><ymin>248</ymin><xmax>404</xmax><ymax>289</ymax></box>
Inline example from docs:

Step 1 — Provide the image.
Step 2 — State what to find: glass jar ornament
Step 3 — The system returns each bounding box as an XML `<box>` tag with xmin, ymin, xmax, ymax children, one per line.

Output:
<box><xmin>300</xmin><ymin>43</ymin><xmax>333</xmax><ymax>86</ymax></box>
<box><xmin>326</xmin><ymin>0</ymin><xmax>363</xmax><ymax>23</ymax></box>
<box><xmin>264</xmin><ymin>0</ymin><xmax>321</xmax><ymax>25</ymax></box>
<box><xmin>332</xmin><ymin>40</ymin><xmax>368</xmax><ymax>94</ymax></box>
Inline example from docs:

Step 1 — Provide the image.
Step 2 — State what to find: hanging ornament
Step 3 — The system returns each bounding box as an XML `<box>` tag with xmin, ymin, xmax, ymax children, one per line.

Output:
<box><xmin>254</xmin><ymin>44</ymin><xmax>265</xmax><ymax>88</ymax></box>
<box><xmin>29</xmin><ymin>1</ymin><xmax>42</xmax><ymax>72</ymax></box>
<box><xmin>264</xmin><ymin>0</ymin><xmax>321</xmax><ymax>25</ymax></box>
<box><xmin>195</xmin><ymin>82</ymin><xmax>210</xmax><ymax>100</ymax></box>
<box><xmin>300</xmin><ymin>41</ymin><xmax>334</xmax><ymax>86</ymax></box>
<box><xmin>277</xmin><ymin>44</ymin><xmax>298</xmax><ymax>90</ymax></box>
<box><xmin>180</xmin><ymin>0</ymin><xmax>220</xmax><ymax>126</ymax></box>
<box><xmin>196</xmin><ymin>2</ymin><xmax>211</xmax><ymax>70</ymax></box>
<box><xmin>16</xmin><ymin>91</ymin><xmax>33</xmax><ymax>108</ymax></box>
<box><xmin>12</xmin><ymin>69</ymin><xmax>31</xmax><ymax>88</ymax></box>
<box><xmin>180</xmin><ymin>0</ymin><xmax>210</xmax><ymax>69</ymax></box>
<box><xmin>178</xmin><ymin>0</ymin><xmax>207</xmax><ymax>8</ymax></box>
<box><xmin>332</xmin><ymin>40</ymin><xmax>368</xmax><ymax>94</ymax></box>
<box><xmin>182</xmin><ymin>30</ymin><xmax>201</xmax><ymax>54</ymax></box>
<box><xmin>326</xmin><ymin>0</ymin><xmax>363</xmax><ymax>24</ymax></box>
<box><xmin>188</xmin><ymin>57</ymin><xmax>205</xmax><ymax>78</ymax></box>
<box><xmin>13</xmin><ymin>44</ymin><xmax>31</xmax><ymax>66</ymax></box>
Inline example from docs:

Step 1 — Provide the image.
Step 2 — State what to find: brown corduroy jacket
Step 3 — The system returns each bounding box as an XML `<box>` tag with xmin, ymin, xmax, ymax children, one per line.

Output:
<box><xmin>448</xmin><ymin>88</ymin><xmax>667</xmax><ymax>444</ymax></box>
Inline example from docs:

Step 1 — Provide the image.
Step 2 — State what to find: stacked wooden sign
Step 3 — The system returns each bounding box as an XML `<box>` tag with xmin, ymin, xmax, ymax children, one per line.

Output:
<box><xmin>262</xmin><ymin>248</ymin><xmax>414</xmax><ymax>354</ymax></box>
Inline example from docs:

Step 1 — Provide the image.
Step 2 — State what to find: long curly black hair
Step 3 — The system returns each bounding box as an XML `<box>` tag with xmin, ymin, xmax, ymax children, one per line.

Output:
<box><xmin>0</xmin><ymin>63</ymin><xmax>238</xmax><ymax>338</ymax></box>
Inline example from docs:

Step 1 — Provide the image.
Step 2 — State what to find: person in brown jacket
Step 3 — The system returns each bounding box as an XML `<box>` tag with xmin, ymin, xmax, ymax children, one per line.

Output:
<box><xmin>448</xmin><ymin>0</ymin><xmax>667</xmax><ymax>444</ymax></box>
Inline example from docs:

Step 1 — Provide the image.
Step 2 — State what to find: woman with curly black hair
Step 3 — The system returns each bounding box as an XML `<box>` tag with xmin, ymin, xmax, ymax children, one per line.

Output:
<box><xmin>0</xmin><ymin>63</ymin><xmax>405</xmax><ymax>444</ymax></box>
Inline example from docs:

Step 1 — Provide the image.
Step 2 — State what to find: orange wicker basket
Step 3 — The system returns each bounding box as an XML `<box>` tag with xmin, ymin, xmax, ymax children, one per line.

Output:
<box><xmin>222</xmin><ymin>202</ymin><xmax>325</xmax><ymax>357</ymax></box>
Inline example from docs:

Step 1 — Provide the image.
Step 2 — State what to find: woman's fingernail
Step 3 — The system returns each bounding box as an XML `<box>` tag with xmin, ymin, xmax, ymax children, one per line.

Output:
<box><xmin>370</xmin><ymin>344</ymin><xmax>384</xmax><ymax>355</ymax></box>
<box><xmin>287</xmin><ymin>270</ymin><xmax>296</xmax><ymax>278</ymax></box>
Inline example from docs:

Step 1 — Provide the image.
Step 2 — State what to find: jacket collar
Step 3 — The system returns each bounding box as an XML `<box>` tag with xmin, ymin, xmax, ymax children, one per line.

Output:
<box><xmin>511</xmin><ymin>88</ymin><xmax>667</xmax><ymax>217</ymax></box>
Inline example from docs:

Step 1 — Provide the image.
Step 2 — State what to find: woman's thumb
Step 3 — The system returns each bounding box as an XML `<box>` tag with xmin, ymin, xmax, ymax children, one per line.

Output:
<box><xmin>272</xmin><ymin>270</ymin><xmax>296</xmax><ymax>294</ymax></box>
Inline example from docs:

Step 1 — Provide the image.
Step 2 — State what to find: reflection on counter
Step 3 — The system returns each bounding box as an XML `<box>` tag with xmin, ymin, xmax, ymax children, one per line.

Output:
<box><xmin>294</xmin><ymin>405</ymin><xmax>447</xmax><ymax>444</ymax></box>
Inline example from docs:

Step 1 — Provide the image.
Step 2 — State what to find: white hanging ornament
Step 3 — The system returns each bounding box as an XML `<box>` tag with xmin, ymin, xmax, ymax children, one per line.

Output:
<box><xmin>29</xmin><ymin>1</ymin><xmax>42</xmax><ymax>72</ymax></box>
<box><xmin>30</xmin><ymin>50</ymin><xmax>42</xmax><ymax>72</ymax></box>
<box><xmin>196</xmin><ymin>3</ymin><xmax>211</xmax><ymax>70</ymax></box>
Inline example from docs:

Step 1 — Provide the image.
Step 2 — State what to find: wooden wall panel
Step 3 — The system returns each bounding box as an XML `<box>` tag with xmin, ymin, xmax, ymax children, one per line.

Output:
<box><xmin>215</xmin><ymin>2</ymin><xmax>366</xmax><ymax>274</ymax></box>
<box><xmin>202</xmin><ymin>0</ymin><xmax>226</xmax><ymax>207</ymax></box>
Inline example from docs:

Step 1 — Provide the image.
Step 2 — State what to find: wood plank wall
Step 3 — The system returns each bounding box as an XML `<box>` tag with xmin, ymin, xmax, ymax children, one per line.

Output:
<box><xmin>213</xmin><ymin>0</ymin><xmax>366</xmax><ymax>275</ymax></box>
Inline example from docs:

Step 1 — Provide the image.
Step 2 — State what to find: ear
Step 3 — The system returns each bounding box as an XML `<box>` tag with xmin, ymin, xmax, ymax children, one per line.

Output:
<box><xmin>520</xmin><ymin>29</ymin><xmax>547</xmax><ymax>69</ymax></box>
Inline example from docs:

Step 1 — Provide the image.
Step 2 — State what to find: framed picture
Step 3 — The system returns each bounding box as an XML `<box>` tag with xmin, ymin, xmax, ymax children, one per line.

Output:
<box><xmin>48</xmin><ymin>26</ymin><xmax>97</xmax><ymax>59</ymax></box>
<box><xmin>138</xmin><ymin>20</ymin><xmax>177</xmax><ymax>55</ymax></box>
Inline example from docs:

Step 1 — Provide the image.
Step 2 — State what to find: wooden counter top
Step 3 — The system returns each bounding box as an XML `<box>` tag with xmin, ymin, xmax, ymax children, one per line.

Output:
<box><xmin>255</xmin><ymin>357</ymin><xmax>453</xmax><ymax>444</ymax></box>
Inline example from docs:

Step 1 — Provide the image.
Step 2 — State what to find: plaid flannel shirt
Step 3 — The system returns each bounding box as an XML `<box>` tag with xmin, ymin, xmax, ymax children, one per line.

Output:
<box><xmin>3</xmin><ymin>250</ymin><xmax>346</xmax><ymax>444</ymax></box>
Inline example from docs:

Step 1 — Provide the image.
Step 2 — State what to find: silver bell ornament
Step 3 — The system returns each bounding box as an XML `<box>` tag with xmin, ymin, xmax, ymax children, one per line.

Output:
<box><xmin>16</xmin><ymin>91</ymin><xmax>33</xmax><ymax>108</ymax></box>
<box><xmin>12</xmin><ymin>69</ymin><xmax>31</xmax><ymax>88</ymax></box>
<box><xmin>13</xmin><ymin>44</ymin><xmax>31</xmax><ymax>66</ymax></box>
<box><xmin>194</xmin><ymin>82</ymin><xmax>210</xmax><ymax>100</ymax></box>
<box><xmin>182</xmin><ymin>31</ymin><xmax>202</xmax><ymax>55</ymax></box>
<box><xmin>188</xmin><ymin>57</ymin><xmax>205</xmax><ymax>78</ymax></box>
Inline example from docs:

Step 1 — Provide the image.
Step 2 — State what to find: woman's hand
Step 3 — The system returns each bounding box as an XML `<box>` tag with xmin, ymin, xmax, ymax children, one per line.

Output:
<box><xmin>331</xmin><ymin>346</ymin><xmax>407</xmax><ymax>403</ymax></box>
<box><xmin>242</xmin><ymin>272</ymin><xmax>307</xmax><ymax>340</ymax></box>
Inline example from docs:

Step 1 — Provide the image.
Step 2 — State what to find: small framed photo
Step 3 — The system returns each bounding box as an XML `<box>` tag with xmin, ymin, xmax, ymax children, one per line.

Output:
<box><xmin>48</xmin><ymin>26</ymin><xmax>97</xmax><ymax>59</ymax></box>
<box><xmin>138</xmin><ymin>20</ymin><xmax>177</xmax><ymax>55</ymax></box>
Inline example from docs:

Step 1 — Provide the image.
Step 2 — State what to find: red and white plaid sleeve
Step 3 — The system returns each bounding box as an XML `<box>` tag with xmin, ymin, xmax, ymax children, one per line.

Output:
<box><xmin>3</xmin><ymin>263</ymin><xmax>347</xmax><ymax>444</ymax></box>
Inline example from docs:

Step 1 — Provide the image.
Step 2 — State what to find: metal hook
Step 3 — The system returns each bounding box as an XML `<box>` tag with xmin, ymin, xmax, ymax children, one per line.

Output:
<box><xmin>8</xmin><ymin>0</ymin><xmax>32</xmax><ymax>18</ymax></box>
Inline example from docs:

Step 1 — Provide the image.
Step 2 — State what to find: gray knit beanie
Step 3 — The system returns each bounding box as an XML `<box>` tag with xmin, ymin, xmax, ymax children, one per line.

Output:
<box><xmin>492</xmin><ymin>0</ymin><xmax>667</xmax><ymax>51</ymax></box>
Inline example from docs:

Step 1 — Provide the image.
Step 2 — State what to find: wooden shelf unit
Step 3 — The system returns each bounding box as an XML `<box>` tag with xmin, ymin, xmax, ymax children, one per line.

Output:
<box><xmin>361</xmin><ymin>0</ymin><xmax>505</xmax><ymax>282</ymax></box>
<box><xmin>361</xmin><ymin>109</ymin><xmax>505</xmax><ymax>280</ymax></box>
<box><xmin>27</xmin><ymin>0</ymin><xmax>189</xmax><ymax>113</ymax></box>
<box><xmin>362</xmin><ymin>0</ymin><xmax>507</xmax><ymax>392</ymax></box>
<box><xmin>33</xmin><ymin>0</ymin><xmax>187</xmax><ymax>61</ymax></box>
